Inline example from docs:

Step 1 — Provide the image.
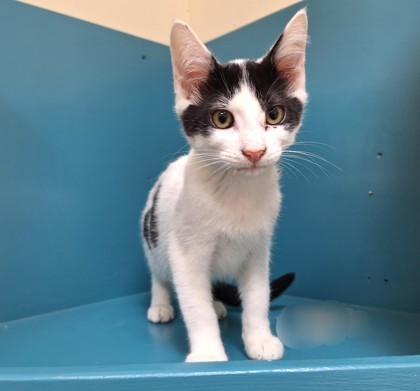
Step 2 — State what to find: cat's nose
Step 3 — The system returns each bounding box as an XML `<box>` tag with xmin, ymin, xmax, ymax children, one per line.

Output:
<box><xmin>242</xmin><ymin>148</ymin><xmax>266</xmax><ymax>164</ymax></box>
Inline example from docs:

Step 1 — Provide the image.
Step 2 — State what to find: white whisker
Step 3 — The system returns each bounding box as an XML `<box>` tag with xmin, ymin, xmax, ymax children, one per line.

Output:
<box><xmin>278</xmin><ymin>158</ymin><xmax>311</xmax><ymax>182</ymax></box>
<box><xmin>285</xmin><ymin>150</ymin><xmax>342</xmax><ymax>172</ymax></box>
<box><xmin>281</xmin><ymin>156</ymin><xmax>321</xmax><ymax>178</ymax></box>
<box><xmin>282</xmin><ymin>153</ymin><xmax>331</xmax><ymax>177</ymax></box>
<box><xmin>278</xmin><ymin>160</ymin><xmax>298</xmax><ymax>179</ymax></box>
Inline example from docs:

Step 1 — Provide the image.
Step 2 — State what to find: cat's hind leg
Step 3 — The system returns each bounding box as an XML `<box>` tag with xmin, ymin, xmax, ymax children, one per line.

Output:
<box><xmin>147</xmin><ymin>277</ymin><xmax>175</xmax><ymax>323</ymax></box>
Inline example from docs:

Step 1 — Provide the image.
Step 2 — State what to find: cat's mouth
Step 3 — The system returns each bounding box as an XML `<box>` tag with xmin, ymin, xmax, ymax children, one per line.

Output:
<box><xmin>231</xmin><ymin>166</ymin><xmax>265</xmax><ymax>176</ymax></box>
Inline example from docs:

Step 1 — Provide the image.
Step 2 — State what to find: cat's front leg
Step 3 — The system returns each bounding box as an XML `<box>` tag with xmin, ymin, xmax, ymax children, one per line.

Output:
<box><xmin>238</xmin><ymin>250</ymin><xmax>284</xmax><ymax>360</ymax></box>
<box><xmin>169</xmin><ymin>235</ymin><xmax>228</xmax><ymax>362</ymax></box>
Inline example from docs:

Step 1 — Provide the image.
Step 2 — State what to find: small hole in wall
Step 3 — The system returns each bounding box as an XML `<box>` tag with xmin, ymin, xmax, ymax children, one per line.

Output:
<box><xmin>367</xmin><ymin>276</ymin><xmax>372</xmax><ymax>281</ymax></box>
<box><xmin>377</xmin><ymin>152</ymin><xmax>383</xmax><ymax>158</ymax></box>
<box><xmin>368</xmin><ymin>191</ymin><xmax>373</xmax><ymax>196</ymax></box>
<box><xmin>384</xmin><ymin>278</ymin><xmax>389</xmax><ymax>284</ymax></box>
<box><xmin>142</xmin><ymin>55</ymin><xmax>147</xmax><ymax>60</ymax></box>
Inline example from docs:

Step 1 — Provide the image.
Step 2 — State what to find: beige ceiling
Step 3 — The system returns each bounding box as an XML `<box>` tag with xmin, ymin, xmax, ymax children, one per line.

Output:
<box><xmin>17</xmin><ymin>0</ymin><xmax>302</xmax><ymax>45</ymax></box>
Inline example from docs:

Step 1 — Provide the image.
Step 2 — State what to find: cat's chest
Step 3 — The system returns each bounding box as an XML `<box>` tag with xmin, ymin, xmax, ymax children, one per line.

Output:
<box><xmin>211</xmin><ymin>202</ymin><xmax>276</xmax><ymax>236</ymax></box>
<box><xmin>210</xmin><ymin>233</ymin><xmax>263</xmax><ymax>278</ymax></box>
<box><xmin>207</xmin><ymin>184</ymin><xmax>280</xmax><ymax>234</ymax></box>
<box><xmin>183</xmin><ymin>166</ymin><xmax>281</xmax><ymax>235</ymax></box>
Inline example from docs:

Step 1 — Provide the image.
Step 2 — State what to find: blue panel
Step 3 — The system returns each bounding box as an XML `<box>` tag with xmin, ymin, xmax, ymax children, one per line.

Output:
<box><xmin>3</xmin><ymin>358</ymin><xmax>420</xmax><ymax>391</ymax></box>
<box><xmin>1</xmin><ymin>294</ymin><xmax>419</xmax><ymax>367</ymax></box>
<box><xmin>0</xmin><ymin>294</ymin><xmax>419</xmax><ymax>389</ymax></box>
<box><xmin>0</xmin><ymin>0</ymin><xmax>183</xmax><ymax>322</ymax></box>
<box><xmin>209</xmin><ymin>0</ymin><xmax>420</xmax><ymax>312</ymax></box>
<box><xmin>1</xmin><ymin>0</ymin><xmax>420</xmax><ymax>390</ymax></box>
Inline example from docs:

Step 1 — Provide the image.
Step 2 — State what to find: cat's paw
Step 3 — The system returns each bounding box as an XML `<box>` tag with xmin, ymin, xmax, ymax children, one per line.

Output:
<box><xmin>186</xmin><ymin>351</ymin><xmax>228</xmax><ymax>363</ymax></box>
<box><xmin>213</xmin><ymin>301</ymin><xmax>228</xmax><ymax>320</ymax></box>
<box><xmin>244</xmin><ymin>334</ymin><xmax>284</xmax><ymax>361</ymax></box>
<box><xmin>147</xmin><ymin>304</ymin><xmax>175</xmax><ymax>323</ymax></box>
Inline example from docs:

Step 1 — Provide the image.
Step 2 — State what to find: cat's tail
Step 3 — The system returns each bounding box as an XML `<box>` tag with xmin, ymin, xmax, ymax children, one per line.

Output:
<box><xmin>212</xmin><ymin>273</ymin><xmax>295</xmax><ymax>307</ymax></box>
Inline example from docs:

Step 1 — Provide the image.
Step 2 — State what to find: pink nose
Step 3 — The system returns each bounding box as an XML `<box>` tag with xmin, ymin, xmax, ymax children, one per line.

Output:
<box><xmin>242</xmin><ymin>148</ymin><xmax>266</xmax><ymax>164</ymax></box>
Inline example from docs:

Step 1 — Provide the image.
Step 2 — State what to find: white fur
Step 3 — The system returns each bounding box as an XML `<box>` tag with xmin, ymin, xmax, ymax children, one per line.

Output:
<box><xmin>142</xmin><ymin>84</ymin><xmax>294</xmax><ymax>362</ymax></box>
<box><xmin>142</xmin><ymin>9</ymin><xmax>308</xmax><ymax>363</ymax></box>
<box><xmin>143</xmin><ymin>150</ymin><xmax>283</xmax><ymax>362</ymax></box>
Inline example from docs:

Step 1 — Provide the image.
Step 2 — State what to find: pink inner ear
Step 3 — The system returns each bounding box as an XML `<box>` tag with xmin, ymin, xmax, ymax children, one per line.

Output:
<box><xmin>181</xmin><ymin>69</ymin><xmax>208</xmax><ymax>100</ymax></box>
<box><xmin>270</xmin><ymin>9</ymin><xmax>307</xmax><ymax>92</ymax></box>
<box><xmin>276</xmin><ymin>56</ymin><xmax>302</xmax><ymax>86</ymax></box>
<box><xmin>170</xmin><ymin>22</ymin><xmax>213</xmax><ymax>102</ymax></box>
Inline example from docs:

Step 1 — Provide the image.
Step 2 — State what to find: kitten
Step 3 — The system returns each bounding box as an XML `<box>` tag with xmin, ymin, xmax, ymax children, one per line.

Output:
<box><xmin>141</xmin><ymin>9</ymin><xmax>308</xmax><ymax>362</ymax></box>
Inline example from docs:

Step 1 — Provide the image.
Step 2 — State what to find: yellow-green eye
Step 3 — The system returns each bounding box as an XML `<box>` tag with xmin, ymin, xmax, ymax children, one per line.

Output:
<box><xmin>211</xmin><ymin>110</ymin><xmax>234</xmax><ymax>129</ymax></box>
<box><xmin>266</xmin><ymin>106</ymin><xmax>285</xmax><ymax>125</ymax></box>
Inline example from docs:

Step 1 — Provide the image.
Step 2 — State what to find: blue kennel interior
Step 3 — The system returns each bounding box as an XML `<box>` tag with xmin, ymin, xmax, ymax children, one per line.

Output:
<box><xmin>1</xmin><ymin>0</ymin><xmax>419</xmax><ymax>389</ymax></box>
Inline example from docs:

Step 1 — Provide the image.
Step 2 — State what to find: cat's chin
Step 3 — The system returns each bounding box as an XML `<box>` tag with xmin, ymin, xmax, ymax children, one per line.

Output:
<box><xmin>233</xmin><ymin>166</ymin><xmax>267</xmax><ymax>177</ymax></box>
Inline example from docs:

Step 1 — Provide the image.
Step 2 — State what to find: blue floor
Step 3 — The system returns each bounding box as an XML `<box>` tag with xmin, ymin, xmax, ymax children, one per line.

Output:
<box><xmin>1</xmin><ymin>293</ymin><xmax>419</xmax><ymax>368</ymax></box>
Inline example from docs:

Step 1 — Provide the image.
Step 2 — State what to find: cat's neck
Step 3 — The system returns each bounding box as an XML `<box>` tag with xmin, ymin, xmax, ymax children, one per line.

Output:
<box><xmin>183</xmin><ymin>149</ymin><xmax>280</xmax><ymax>234</ymax></box>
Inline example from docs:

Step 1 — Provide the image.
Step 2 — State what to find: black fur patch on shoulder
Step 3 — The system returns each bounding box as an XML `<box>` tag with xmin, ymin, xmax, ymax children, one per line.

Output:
<box><xmin>143</xmin><ymin>185</ymin><xmax>161</xmax><ymax>250</ymax></box>
<box><xmin>245</xmin><ymin>59</ymin><xmax>303</xmax><ymax>131</ymax></box>
<box><xmin>181</xmin><ymin>59</ymin><xmax>243</xmax><ymax>137</ymax></box>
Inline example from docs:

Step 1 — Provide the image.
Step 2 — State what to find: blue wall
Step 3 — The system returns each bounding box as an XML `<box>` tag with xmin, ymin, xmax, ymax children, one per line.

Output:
<box><xmin>210</xmin><ymin>0</ymin><xmax>420</xmax><ymax>312</ymax></box>
<box><xmin>0</xmin><ymin>0</ymin><xmax>183</xmax><ymax>322</ymax></box>
<box><xmin>1</xmin><ymin>0</ymin><xmax>419</xmax><ymax>322</ymax></box>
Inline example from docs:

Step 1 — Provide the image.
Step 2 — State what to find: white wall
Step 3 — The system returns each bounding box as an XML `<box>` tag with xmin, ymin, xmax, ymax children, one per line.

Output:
<box><xmin>17</xmin><ymin>0</ymin><xmax>302</xmax><ymax>44</ymax></box>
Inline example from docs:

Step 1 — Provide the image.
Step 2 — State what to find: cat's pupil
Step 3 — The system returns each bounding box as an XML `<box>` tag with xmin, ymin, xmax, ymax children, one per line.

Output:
<box><xmin>268</xmin><ymin>108</ymin><xmax>279</xmax><ymax>120</ymax></box>
<box><xmin>218</xmin><ymin>111</ymin><xmax>228</xmax><ymax>123</ymax></box>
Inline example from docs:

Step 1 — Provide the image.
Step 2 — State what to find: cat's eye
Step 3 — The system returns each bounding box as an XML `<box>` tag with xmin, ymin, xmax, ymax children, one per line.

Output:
<box><xmin>211</xmin><ymin>110</ymin><xmax>234</xmax><ymax>129</ymax></box>
<box><xmin>266</xmin><ymin>106</ymin><xmax>286</xmax><ymax>126</ymax></box>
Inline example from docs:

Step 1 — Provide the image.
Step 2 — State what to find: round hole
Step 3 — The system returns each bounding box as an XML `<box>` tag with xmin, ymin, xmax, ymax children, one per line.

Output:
<box><xmin>377</xmin><ymin>152</ymin><xmax>383</xmax><ymax>158</ymax></box>
<box><xmin>368</xmin><ymin>191</ymin><xmax>373</xmax><ymax>196</ymax></box>
<box><xmin>142</xmin><ymin>55</ymin><xmax>147</xmax><ymax>60</ymax></box>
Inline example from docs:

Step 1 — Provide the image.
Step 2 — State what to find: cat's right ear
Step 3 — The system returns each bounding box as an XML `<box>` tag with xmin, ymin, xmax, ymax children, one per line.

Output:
<box><xmin>170</xmin><ymin>21</ymin><xmax>213</xmax><ymax>111</ymax></box>
<box><xmin>267</xmin><ymin>9</ymin><xmax>308</xmax><ymax>103</ymax></box>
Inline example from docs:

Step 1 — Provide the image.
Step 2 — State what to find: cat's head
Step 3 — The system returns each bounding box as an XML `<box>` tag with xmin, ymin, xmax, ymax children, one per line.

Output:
<box><xmin>170</xmin><ymin>9</ymin><xmax>308</xmax><ymax>176</ymax></box>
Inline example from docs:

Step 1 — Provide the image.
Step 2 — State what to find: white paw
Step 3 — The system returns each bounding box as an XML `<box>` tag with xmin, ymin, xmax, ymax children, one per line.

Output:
<box><xmin>186</xmin><ymin>351</ymin><xmax>228</xmax><ymax>363</ymax></box>
<box><xmin>213</xmin><ymin>301</ymin><xmax>228</xmax><ymax>320</ymax></box>
<box><xmin>244</xmin><ymin>334</ymin><xmax>284</xmax><ymax>361</ymax></box>
<box><xmin>147</xmin><ymin>304</ymin><xmax>175</xmax><ymax>323</ymax></box>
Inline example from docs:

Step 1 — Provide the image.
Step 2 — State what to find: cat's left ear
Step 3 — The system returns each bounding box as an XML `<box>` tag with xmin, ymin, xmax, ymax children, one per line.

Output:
<box><xmin>170</xmin><ymin>21</ymin><xmax>214</xmax><ymax>111</ymax></box>
<box><xmin>268</xmin><ymin>9</ymin><xmax>308</xmax><ymax>102</ymax></box>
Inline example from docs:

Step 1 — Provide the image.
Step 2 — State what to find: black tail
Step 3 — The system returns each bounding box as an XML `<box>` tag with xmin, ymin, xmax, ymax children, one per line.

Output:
<box><xmin>212</xmin><ymin>273</ymin><xmax>295</xmax><ymax>307</ymax></box>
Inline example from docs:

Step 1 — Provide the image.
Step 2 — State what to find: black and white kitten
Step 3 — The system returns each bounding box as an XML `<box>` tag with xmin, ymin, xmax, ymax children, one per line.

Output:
<box><xmin>142</xmin><ymin>9</ymin><xmax>308</xmax><ymax>362</ymax></box>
